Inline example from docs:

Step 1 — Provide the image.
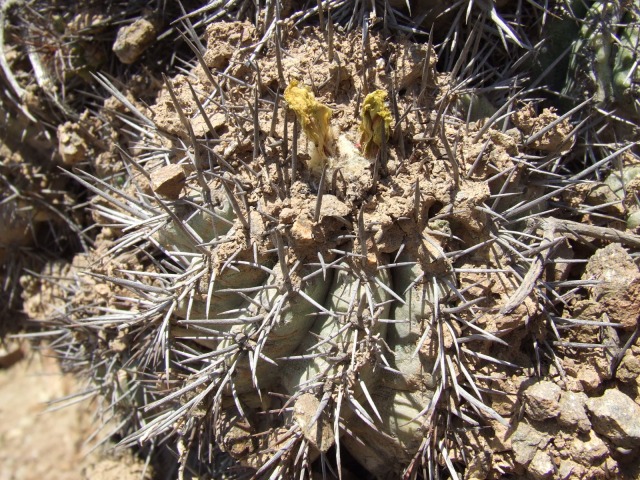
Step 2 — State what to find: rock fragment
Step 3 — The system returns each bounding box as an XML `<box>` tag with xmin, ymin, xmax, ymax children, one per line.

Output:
<box><xmin>586</xmin><ymin>389</ymin><xmax>640</xmax><ymax>448</ymax></box>
<box><xmin>523</xmin><ymin>380</ymin><xmax>561</xmax><ymax>421</ymax></box>
<box><xmin>511</xmin><ymin>422</ymin><xmax>549</xmax><ymax>467</ymax></box>
<box><xmin>113</xmin><ymin>18</ymin><xmax>157</xmax><ymax>64</ymax></box>
<box><xmin>293</xmin><ymin>393</ymin><xmax>334</xmax><ymax>452</ymax></box>
<box><xmin>558</xmin><ymin>391</ymin><xmax>591</xmax><ymax>433</ymax></box>
<box><xmin>528</xmin><ymin>450</ymin><xmax>554</xmax><ymax>479</ymax></box>
<box><xmin>582</xmin><ymin>243</ymin><xmax>640</xmax><ymax>330</ymax></box>
<box><xmin>616</xmin><ymin>346</ymin><xmax>640</xmax><ymax>386</ymax></box>
<box><xmin>569</xmin><ymin>431</ymin><xmax>609</xmax><ymax>466</ymax></box>
<box><xmin>150</xmin><ymin>164</ymin><xmax>186</xmax><ymax>200</ymax></box>
<box><xmin>557</xmin><ymin>460</ymin><xmax>585</xmax><ymax>479</ymax></box>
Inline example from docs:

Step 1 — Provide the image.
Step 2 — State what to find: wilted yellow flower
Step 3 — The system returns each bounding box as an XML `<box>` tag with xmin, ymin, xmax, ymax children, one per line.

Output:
<box><xmin>284</xmin><ymin>80</ymin><xmax>333</xmax><ymax>169</ymax></box>
<box><xmin>359</xmin><ymin>90</ymin><xmax>393</xmax><ymax>159</ymax></box>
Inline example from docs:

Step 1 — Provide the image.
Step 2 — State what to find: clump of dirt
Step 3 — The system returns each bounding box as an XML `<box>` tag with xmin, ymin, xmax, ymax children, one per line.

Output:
<box><xmin>0</xmin><ymin>123</ymin><xmax>82</xmax><ymax>323</ymax></box>
<box><xmin>512</xmin><ymin>103</ymin><xmax>574</xmax><ymax>152</ymax></box>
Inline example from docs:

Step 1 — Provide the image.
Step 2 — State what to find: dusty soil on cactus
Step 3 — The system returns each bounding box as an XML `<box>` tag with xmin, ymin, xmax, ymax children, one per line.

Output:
<box><xmin>2</xmin><ymin>5</ymin><xmax>640</xmax><ymax>480</ymax></box>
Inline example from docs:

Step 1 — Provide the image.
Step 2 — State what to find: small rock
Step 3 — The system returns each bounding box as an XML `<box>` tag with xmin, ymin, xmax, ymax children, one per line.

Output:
<box><xmin>578</xmin><ymin>364</ymin><xmax>603</xmax><ymax>392</ymax></box>
<box><xmin>617</xmin><ymin>346</ymin><xmax>640</xmax><ymax>385</ymax></box>
<box><xmin>290</xmin><ymin>215</ymin><xmax>314</xmax><ymax>247</ymax></box>
<box><xmin>582</xmin><ymin>243</ymin><xmax>640</xmax><ymax>330</ymax></box>
<box><xmin>318</xmin><ymin>194</ymin><xmax>350</xmax><ymax>219</ymax></box>
<box><xmin>191</xmin><ymin>111</ymin><xmax>226</xmax><ymax>138</ymax></box>
<box><xmin>570</xmin><ymin>431</ymin><xmax>609</xmax><ymax>466</ymax></box>
<box><xmin>557</xmin><ymin>460</ymin><xmax>586</xmax><ymax>479</ymax></box>
<box><xmin>57</xmin><ymin>122</ymin><xmax>87</xmax><ymax>165</ymax></box>
<box><xmin>293</xmin><ymin>393</ymin><xmax>334</xmax><ymax>452</ymax></box>
<box><xmin>113</xmin><ymin>18</ymin><xmax>157</xmax><ymax>64</ymax></box>
<box><xmin>586</xmin><ymin>389</ymin><xmax>640</xmax><ymax>448</ymax></box>
<box><xmin>602</xmin><ymin>457</ymin><xmax>620</xmax><ymax>477</ymax></box>
<box><xmin>524</xmin><ymin>380</ymin><xmax>561</xmax><ymax>421</ymax></box>
<box><xmin>150</xmin><ymin>164</ymin><xmax>186</xmax><ymax>200</ymax></box>
<box><xmin>511</xmin><ymin>422</ymin><xmax>548</xmax><ymax>467</ymax></box>
<box><xmin>486</xmin><ymin>419</ymin><xmax>511</xmax><ymax>453</ymax></box>
<box><xmin>278</xmin><ymin>207</ymin><xmax>296</xmax><ymax>224</ymax></box>
<box><xmin>558</xmin><ymin>391</ymin><xmax>591</xmax><ymax>433</ymax></box>
<box><xmin>528</xmin><ymin>450</ymin><xmax>554</xmax><ymax>479</ymax></box>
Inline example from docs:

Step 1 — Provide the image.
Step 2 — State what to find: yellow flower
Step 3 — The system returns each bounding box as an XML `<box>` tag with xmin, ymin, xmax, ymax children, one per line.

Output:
<box><xmin>284</xmin><ymin>80</ymin><xmax>333</xmax><ymax>168</ymax></box>
<box><xmin>359</xmin><ymin>90</ymin><xmax>393</xmax><ymax>159</ymax></box>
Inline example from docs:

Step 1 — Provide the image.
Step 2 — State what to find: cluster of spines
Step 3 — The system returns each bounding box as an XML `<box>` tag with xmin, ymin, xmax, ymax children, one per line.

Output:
<box><xmin>55</xmin><ymin>24</ymin><xmax>539</xmax><ymax>480</ymax></box>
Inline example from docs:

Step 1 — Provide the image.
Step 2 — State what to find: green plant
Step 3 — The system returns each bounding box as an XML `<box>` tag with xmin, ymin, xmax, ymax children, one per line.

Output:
<box><xmin>559</xmin><ymin>0</ymin><xmax>640</xmax><ymax>120</ymax></box>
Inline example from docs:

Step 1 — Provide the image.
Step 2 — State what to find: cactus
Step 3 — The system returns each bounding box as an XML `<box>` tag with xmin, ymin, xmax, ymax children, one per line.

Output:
<box><xmin>39</xmin><ymin>11</ymin><xmax>627</xmax><ymax>477</ymax></box>
<box><xmin>0</xmin><ymin>0</ymin><xmax>268</xmax><ymax>326</ymax></box>
<box><xmin>530</xmin><ymin>1</ymin><xmax>640</xmax><ymax>154</ymax></box>
<box><xmin>560</xmin><ymin>0</ymin><xmax>640</xmax><ymax>120</ymax></box>
<box><xmin>1</xmin><ymin>0</ymin><xmax>637</xmax><ymax>478</ymax></box>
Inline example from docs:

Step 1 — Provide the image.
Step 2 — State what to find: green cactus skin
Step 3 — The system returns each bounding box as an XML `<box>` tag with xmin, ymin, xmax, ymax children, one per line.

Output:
<box><xmin>613</xmin><ymin>5</ymin><xmax>640</xmax><ymax>119</ymax></box>
<box><xmin>554</xmin><ymin>0</ymin><xmax>640</xmax><ymax>120</ymax></box>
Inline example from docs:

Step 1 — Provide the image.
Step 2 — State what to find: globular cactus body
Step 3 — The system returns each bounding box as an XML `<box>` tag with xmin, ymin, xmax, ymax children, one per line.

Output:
<box><xmin>535</xmin><ymin>0</ymin><xmax>640</xmax><ymax>123</ymax></box>
<box><xmin>38</xmin><ymin>5</ymin><xmax>640</xmax><ymax>479</ymax></box>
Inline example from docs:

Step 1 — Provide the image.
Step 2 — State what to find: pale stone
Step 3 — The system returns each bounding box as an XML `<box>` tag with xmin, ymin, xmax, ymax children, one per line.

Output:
<box><xmin>524</xmin><ymin>380</ymin><xmax>561</xmax><ymax>421</ymax></box>
<box><xmin>579</xmin><ymin>364</ymin><xmax>603</xmax><ymax>392</ymax></box>
<box><xmin>586</xmin><ymin>388</ymin><xmax>640</xmax><ymax>448</ymax></box>
<box><xmin>570</xmin><ymin>431</ymin><xmax>609</xmax><ymax>466</ymax></box>
<box><xmin>528</xmin><ymin>450</ymin><xmax>554</xmax><ymax>479</ymax></box>
<box><xmin>318</xmin><ymin>194</ymin><xmax>350</xmax><ymax>218</ymax></box>
<box><xmin>113</xmin><ymin>18</ymin><xmax>157</xmax><ymax>64</ymax></box>
<box><xmin>583</xmin><ymin>243</ymin><xmax>640</xmax><ymax>330</ymax></box>
<box><xmin>293</xmin><ymin>393</ymin><xmax>334</xmax><ymax>452</ymax></box>
<box><xmin>150</xmin><ymin>164</ymin><xmax>186</xmax><ymax>200</ymax></box>
<box><xmin>511</xmin><ymin>422</ymin><xmax>548</xmax><ymax>467</ymax></box>
<box><xmin>558</xmin><ymin>391</ymin><xmax>591</xmax><ymax>433</ymax></box>
<box><xmin>557</xmin><ymin>460</ymin><xmax>586</xmax><ymax>479</ymax></box>
<box><xmin>291</xmin><ymin>216</ymin><xmax>314</xmax><ymax>245</ymax></box>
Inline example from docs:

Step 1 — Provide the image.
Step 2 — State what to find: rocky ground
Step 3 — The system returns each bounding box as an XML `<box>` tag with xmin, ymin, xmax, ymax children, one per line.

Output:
<box><xmin>0</xmin><ymin>341</ymin><xmax>151</xmax><ymax>480</ymax></box>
